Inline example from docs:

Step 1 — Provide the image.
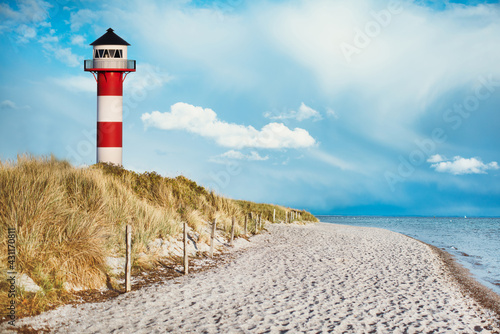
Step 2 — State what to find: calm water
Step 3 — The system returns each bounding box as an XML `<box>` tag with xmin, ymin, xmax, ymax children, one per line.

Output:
<box><xmin>318</xmin><ymin>216</ymin><xmax>500</xmax><ymax>296</ymax></box>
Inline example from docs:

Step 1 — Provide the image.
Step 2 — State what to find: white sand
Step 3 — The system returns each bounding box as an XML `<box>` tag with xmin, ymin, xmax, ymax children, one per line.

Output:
<box><xmin>4</xmin><ymin>223</ymin><xmax>499</xmax><ymax>333</ymax></box>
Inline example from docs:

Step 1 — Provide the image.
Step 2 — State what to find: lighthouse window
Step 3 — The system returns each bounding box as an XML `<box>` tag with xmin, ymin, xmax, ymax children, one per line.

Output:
<box><xmin>94</xmin><ymin>49</ymin><xmax>123</xmax><ymax>58</ymax></box>
<box><xmin>94</xmin><ymin>49</ymin><xmax>106</xmax><ymax>58</ymax></box>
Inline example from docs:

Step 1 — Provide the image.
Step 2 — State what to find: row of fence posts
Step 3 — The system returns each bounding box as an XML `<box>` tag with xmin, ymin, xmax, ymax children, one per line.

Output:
<box><xmin>124</xmin><ymin>208</ymin><xmax>303</xmax><ymax>292</ymax></box>
<box><xmin>284</xmin><ymin>210</ymin><xmax>302</xmax><ymax>223</ymax></box>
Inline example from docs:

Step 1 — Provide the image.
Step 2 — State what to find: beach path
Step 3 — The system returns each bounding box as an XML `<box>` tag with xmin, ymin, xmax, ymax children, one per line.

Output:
<box><xmin>4</xmin><ymin>223</ymin><xmax>499</xmax><ymax>333</ymax></box>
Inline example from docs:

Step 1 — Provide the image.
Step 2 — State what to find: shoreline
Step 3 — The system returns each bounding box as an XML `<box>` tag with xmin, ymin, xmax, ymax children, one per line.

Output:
<box><xmin>2</xmin><ymin>222</ymin><xmax>500</xmax><ymax>333</ymax></box>
<box><xmin>425</xmin><ymin>241</ymin><xmax>500</xmax><ymax>321</ymax></box>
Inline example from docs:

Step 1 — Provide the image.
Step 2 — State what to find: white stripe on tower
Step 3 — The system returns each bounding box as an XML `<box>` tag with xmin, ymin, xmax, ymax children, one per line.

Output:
<box><xmin>97</xmin><ymin>147</ymin><xmax>122</xmax><ymax>165</ymax></box>
<box><xmin>97</xmin><ymin>96</ymin><xmax>123</xmax><ymax>122</ymax></box>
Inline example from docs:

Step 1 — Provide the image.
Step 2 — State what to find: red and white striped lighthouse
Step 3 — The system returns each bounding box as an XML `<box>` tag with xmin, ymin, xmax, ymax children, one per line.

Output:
<box><xmin>84</xmin><ymin>28</ymin><xmax>136</xmax><ymax>166</ymax></box>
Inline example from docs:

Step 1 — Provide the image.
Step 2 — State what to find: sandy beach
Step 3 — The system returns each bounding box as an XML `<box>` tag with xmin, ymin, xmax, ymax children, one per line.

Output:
<box><xmin>4</xmin><ymin>222</ymin><xmax>500</xmax><ymax>333</ymax></box>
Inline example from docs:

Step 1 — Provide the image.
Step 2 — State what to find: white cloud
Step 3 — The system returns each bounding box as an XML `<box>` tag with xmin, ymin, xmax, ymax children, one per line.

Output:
<box><xmin>219</xmin><ymin>150</ymin><xmax>246</xmax><ymax>160</ymax></box>
<box><xmin>1</xmin><ymin>100</ymin><xmax>29</xmax><ymax>110</ymax></box>
<box><xmin>264</xmin><ymin>102</ymin><xmax>322</xmax><ymax>121</ymax></box>
<box><xmin>296</xmin><ymin>103</ymin><xmax>322</xmax><ymax>121</ymax></box>
<box><xmin>427</xmin><ymin>154</ymin><xmax>447</xmax><ymax>163</ymax></box>
<box><xmin>0</xmin><ymin>0</ymin><xmax>51</xmax><ymax>25</ymax></box>
<box><xmin>69</xmin><ymin>9</ymin><xmax>100</xmax><ymax>32</ymax></box>
<box><xmin>247</xmin><ymin>151</ymin><xmax>269</xmax><ymax>161</ymax></box>
<box><xmin>429</xmin><ymin>156</ymin><xmax>499</xmax><ymax>175</ymax></box>
<box><xmin>142</xmin><ymin>102</ymin><xmax>316</xmax><ymax>149</ymax></box>
<box><xmin>211</xmin><ymin>150</ymin><xmax>269</xmax><ymax>163</ymax></box>
<box><xmin>39</xmin><ymin>34</ymin><xmax>58</xmax><ymax>43</ymax></box>
<box><xmin>0</xmin><ymin>2</ymin><xmax>85</xmax><ymax>66</ymax></box>
<box><xmin>0</xmin><ymin>0</ymin><xmax>51</xmax><ymax>42</ymax></box>
<box><xmin>70</xmin><ymin>34</ymin><xmax>85</xmax><ymax>46</ymax></box>
<box><xmin>326</xmin><ymin>108</ymin><xmax>339</xmax><ymax>119</ymax></box>
<box><xmin>36</xmin><ymin>26</ymin><xmax>82</xmax><ymax>67</ymax></box>
<box><xmin>15</xmin><ymin>24</ymin><xmax>37</xmax><ymax>42</ymax></box>
<box><xmin>1</xmin><ymin>100</ymin><xmax>17</xmax><ymax>110</ymax></box>
<box><xmin>42</xmin><ymin>43</ymin><xmax>81</xmax><ymax>67</ymax></box>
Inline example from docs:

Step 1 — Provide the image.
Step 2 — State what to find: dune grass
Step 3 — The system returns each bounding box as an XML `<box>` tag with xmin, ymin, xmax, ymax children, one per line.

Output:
<box><xmin>0</xmin><ymin>155</ymin><xmax>317</xmax><ymax>318</ymax></box>
<box><xmin>235</xmin><ymin>200</ymin><xmax>317</xmax><ymax>223</ymax></box>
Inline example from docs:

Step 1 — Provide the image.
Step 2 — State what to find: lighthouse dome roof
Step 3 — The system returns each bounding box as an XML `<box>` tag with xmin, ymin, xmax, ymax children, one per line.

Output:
<box><xmin>90</xmin><ymin>28</ymin><xmax>130</xmax><ymax>46</ymax></box>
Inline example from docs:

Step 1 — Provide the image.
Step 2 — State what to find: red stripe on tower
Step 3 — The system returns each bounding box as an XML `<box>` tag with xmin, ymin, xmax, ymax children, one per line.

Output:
<box><xmin>97</xmin><ymin>72</ymin><xmax>123</xmax><ymax>96</ymax></box>
<box><xmin>84</xmin><ymin>28</ymin><xmax>136</xmax><ymax>166</ymax></box>
<box><xmin>97</xmin><ymin>122</ymin><xmax>122</xmax><ymax>147</ymax></box>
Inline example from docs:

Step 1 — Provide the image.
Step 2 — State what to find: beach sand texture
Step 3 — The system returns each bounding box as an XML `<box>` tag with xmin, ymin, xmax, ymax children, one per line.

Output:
<box><xmin>4</xmin><ymin>223</ymin><xmax>499</xmax><ymax>333</ymax></box>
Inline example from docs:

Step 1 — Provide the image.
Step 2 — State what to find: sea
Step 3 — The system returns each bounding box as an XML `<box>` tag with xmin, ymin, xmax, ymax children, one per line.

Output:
<box><xmin>318</xmin><ymin>216</ymin><xmax>500</xmax><ymax>297</ymax></box>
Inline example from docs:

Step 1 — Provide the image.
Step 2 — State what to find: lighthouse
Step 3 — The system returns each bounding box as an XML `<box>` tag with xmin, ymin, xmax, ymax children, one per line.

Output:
<box><xmin>84</xmin><ymin>28</ymin><xmax>136</xmax><ymax>166</ymax></box>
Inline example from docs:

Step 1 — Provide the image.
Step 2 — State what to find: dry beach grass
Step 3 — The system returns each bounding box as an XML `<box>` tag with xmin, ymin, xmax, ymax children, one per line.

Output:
<box><xmin>0</xmin><ymin>155</ymin><xmax>315</xmax><ymax>319</ymax></box>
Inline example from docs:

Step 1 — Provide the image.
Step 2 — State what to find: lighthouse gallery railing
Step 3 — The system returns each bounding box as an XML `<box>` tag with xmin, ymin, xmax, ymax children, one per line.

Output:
<box><xmin>84</xmin><ymin>59</ymin><xmax>136</xmax><ymax>71</ymax></box>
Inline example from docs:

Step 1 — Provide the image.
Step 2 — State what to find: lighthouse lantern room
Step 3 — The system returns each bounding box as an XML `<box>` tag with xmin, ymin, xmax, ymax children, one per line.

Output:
<box><xmin>84</xmin><ymin>28</ymin><xmax>136</xmax><ymax>166</ymax></box>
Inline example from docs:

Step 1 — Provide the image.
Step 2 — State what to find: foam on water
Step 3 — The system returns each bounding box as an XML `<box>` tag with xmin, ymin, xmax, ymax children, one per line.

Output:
<box><xmin>319</xmin><ymin>216</ymin><xmax>500</xmax><ymax>296</ymax></box>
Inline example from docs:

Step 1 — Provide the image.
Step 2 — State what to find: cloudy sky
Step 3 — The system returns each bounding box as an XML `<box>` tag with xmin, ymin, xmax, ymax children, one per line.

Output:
<box><xmin>1</xmin><ymin>0</ymin><xmax>499</xmax><ymax>216</ymax></box>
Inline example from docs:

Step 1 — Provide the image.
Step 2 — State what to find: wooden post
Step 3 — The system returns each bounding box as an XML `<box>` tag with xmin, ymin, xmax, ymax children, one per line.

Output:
<box><xmin>125</xmin><ymin>225</ymin><xmax>132</xmax><ymax>292</ymax></box>
<box><xmin>258</xmin><ymin>213</ymin><xmax>262</xmax><ymax>230</ymax></box>
<box><xmin>183</xmin><ymin>222</ymin><xmax>188</xmax><ymax>275</ymax></box>
<box><xmin>230</xmin><ymin>216</ymin><xmax>235</xmax><ymax>246</ymax></box>
<box><xmin>273</xmin><ymin>209</ymin><xmax>275</xmax><ymax>223</ymax></box>
<box><xmin>254</xmin><ymin>213</ymin><xmax>258</xmax><ymax>234</ymax></box>
<box><xmin>244</xmin><ymin>215</ymin><xmax>248</xmax><ymax>236</ymax></box>
<box><xmin>210</xmin><ymin>218</ymin><xmax>217</xmax><ymax>258</ymax></box>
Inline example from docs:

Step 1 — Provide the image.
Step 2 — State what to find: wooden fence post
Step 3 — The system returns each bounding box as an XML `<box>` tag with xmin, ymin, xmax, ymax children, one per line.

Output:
<box><xmin>230</xmin><ymin>216</ymin><xmax>235</xmax><ymax>246</ymax></box>
<box><xmin>258</xmin><ymin>213</ymin><xmax>262</xmax><ymax>230</ymax></box>
<box><xmin>244</xmin><ymin>215</ymin><xmax>248</xmax><ymax>236</ymax></box>
<box><xmin>255</xmin><ymin>213</ymin><xmax>258</xmax><ymax>234</ymax></box>
<box><xmin>273</xmin><ymin>209</ymin><xmax>275</xmax><ymax>223</ymax></box>
<box><xmin>210</xmin><ymin>218</ymin><xmax>217</xmax><ymax>258</ymax></box>
<box><xmin>125</xmin><ymin>225</ymin><xmax>132</xmax><ymax>292</ymax></box>
<box><xmin>183</xmin><ymin>222</ymin><xmax>188</xmax><ymax>275</ymax></box>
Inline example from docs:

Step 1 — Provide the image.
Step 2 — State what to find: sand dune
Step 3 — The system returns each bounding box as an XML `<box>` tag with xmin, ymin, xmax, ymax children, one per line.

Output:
<box><xmin>4</xmin><ymin>223</ymin><xmax>499</xmax><ymax>333</ymax></box>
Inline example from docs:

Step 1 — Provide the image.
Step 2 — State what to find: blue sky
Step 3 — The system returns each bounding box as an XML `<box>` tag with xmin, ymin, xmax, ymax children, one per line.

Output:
<box><xmin>1</xmin><ymin>0</ymin><xmax>499</xmax><ymax>216</ymax></box>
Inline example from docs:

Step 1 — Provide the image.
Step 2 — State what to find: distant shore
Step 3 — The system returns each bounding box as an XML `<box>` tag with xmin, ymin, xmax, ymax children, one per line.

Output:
<box><xmin>3</xmin><ymin>222</ymin><xmax>499</xmax><ymax>333</ymax></box>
